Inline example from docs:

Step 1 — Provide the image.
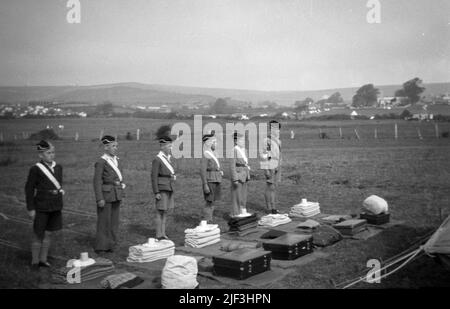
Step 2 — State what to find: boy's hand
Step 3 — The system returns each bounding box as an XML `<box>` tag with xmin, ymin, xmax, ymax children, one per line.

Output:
<box><xmin>155</xmin><ymin>193</ymin><xmax>161</xmax><ymax>200</ymax></box>
<box><xmin>232</xmin><ymin>180</ymin><xmax>239</xmax><ymax>188</ymax></box>
<box><xmin>97</xmin><ymin>200</ymin><xmax>106</xmax><ymax>208</ymax></box>
<box><xmin>28</xmin><ymin>210</ymin><xmax>36</xmax><ymax>219</ymax></box>
<box><xmin>60</xmin><ymin>189</ymin><xmax>65</xmax><ymax>195</ymax></box>
<box><xmin>203</xmin><ymin>184</ymin><xmax>210</xmax><ymax>194</ymax></box>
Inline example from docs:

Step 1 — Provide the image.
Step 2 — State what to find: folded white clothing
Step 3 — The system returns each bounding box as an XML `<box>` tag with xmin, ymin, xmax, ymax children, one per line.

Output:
<box><xmin>184</xmin><ymin>228</ymin><xmax>220</xmax><ymax>239</ymax></box>
<box><xmin>185</xmin><ymin>234</ymin><xmax>221</xmax><ymax>245</ymax></box>
<box><xmin>129</xmin><ymin>240</ymin><xmax>175</xmax><ymax>255</ymax></box>
<box><xmin>184</xmin><ymin>224</ymin><xmax>219</xmax><ymax>234</ymax></box>
<box><xmin>185</xmin><ymin>238</ymin><xmax>221</xmax><ymax>248</ymax></box>
<box><xmin>127</xmin><ymin>248</ymin><xmax>175</xmax><ymax>263</ymax></box>
<box><xmin>258</xmin><ymin>214</ymin><xmax>292</xmax><ymax>227</ymax></box>
<box><xmin>289</xmin><ymin>208</ymin><xmax>321</xmax><ymax>218</ymax></box>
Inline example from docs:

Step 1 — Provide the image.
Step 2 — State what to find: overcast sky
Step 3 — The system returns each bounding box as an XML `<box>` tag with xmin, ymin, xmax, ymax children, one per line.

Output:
<box><xmin>0</xmin><ymin>0</ymin><xmax>449</xmax><ymax>90</ymax></box>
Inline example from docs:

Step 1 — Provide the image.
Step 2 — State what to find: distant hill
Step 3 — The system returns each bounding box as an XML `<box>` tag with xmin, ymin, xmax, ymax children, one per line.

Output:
<box><xmin>0</xmin><ymin>82</ymin><xmax>448</xmax><ymax>106</ymax></box>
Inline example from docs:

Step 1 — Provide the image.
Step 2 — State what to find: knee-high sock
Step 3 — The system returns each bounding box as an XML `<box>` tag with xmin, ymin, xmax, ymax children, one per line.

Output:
<box><xmin>155</xmin><ymin>211</ymin><xmax>163</xmax><ymax>238</ymax></box>
<box><xmin>39</xmin><ymin>235</ymin><xmax>51</xmax><ymax>262</ymax></box>
<box><xmin>204</xmin><ymin>202</ymin><xmax>214</xmax><ymax>222</ymax></box>
<box><xmin>161</xmin><ymin>213</ymin><xmax>167</xmax><ymax>236</ymax></box>
<box><xmin>31</xmin><ymin>241</ymin><xmax>42</xmax><ymax>265</ymax></box>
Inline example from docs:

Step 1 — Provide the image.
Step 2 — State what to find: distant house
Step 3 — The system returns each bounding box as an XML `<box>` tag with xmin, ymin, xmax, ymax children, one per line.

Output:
<box><xmin>378</xmin><ymin>96</ymin><xmax>409</xmax><ymax>108</ymax></box>
<box><xmin>350</xmin><ymin>110</ymin><xmax>358</xmax><ymax>119</ymax></box>
<box><xmin>406</xmin><ymin>105</ymin><xmax>433</xmax><ymax>120</ymax></box>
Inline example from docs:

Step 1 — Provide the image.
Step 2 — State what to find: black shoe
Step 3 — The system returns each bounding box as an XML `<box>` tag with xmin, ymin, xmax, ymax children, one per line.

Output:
<box><xmin>30</xmin><ymin>263</ymin><xmax>40</xmax><ymax>271</ymax></box>
<box><xmin>271</xmin><ymin>209</ymin><xmax>279</xmax><ymax>214</ymax></box>
<box><xmin>38</xmin><ymin>261</ymin><xmax>51</xmax><ymax>268</ymax></box>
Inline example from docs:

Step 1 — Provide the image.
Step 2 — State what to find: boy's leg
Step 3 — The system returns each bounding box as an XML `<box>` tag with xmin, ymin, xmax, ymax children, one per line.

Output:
<box><xmin>204</xmin><ymin>201</ymin><xmax>214</xmax><ymax>222</ymax></box>
<box><xmin>231</xmin><ymin>182</ymin><xmax>241</xmax><ymax>216</ymax></box>
<box><xmin>161</xmin><ymin>211</ymin><xmax>167</xmax><ymax>237</ymax></box>
<box><xmin>95</xmin><ymin>203</ymin><xmax>112</xmax><ymax>251</ymax></box>
<box><xmin>31</xmin><ymin>233</ymin><xmax>42</xmax><ymax>265</ymax></box>
<box><xmin>39</xmin><ymin>231</ymin><xmax>52</xmax><ymax>263</ymax></box>
<box><xmin>110</xmin><ymin>201</ymin><xmax>120</xmax><ymax>247</ymax></box>
<box><xmin>155</xmin><ymin>210</ymin><xmax>163</xmax><ymax>238</ymax></box>
<box><xmin>241</xmin><ymin>181</ymin><xmax>248</xmax><ymax>210</ymax></box>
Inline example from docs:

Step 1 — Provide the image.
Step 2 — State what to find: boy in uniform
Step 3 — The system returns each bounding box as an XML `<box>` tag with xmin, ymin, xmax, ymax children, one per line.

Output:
<box><xmin>25</xmin><ymin>140</ymin><xmax>65</xmax><ymax>269</ymax></box>
<box><xmin>93</xmin><ymin>135</ymin><xmax>126</xmax><ymax>253</ymax></box>
<box><xmin>151</xmin><ymin>125</ymin><xmax>177</xmax><ymax>240</ymax></box>
<box><xmin>260</xmin><ymin>120</ymin><xmax>282</xmax><ymax>214</ymax></box>
<box><xmin>200</xmin><ymin>132</ymin><xmax>223</xmax><ymax>222</ymax></box>
<box><xmin>229</xmin><ymin>132</ymin><xmax>251</xmax><ymax>217</ymax></box>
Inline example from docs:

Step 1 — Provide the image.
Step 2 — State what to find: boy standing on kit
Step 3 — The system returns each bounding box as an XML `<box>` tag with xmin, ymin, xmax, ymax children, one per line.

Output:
<box><xmin>200</xmin><ymin>132</ymin><xmax>223</xmax><ymax>222</ymax></box>
<box><xmin>25</xmin><ymin>140</ymin><xmax>65</xmax><ymax>269</ymax></box>
<box><xmin>151</xmin><ymin>125</ymin><xmax>177</xmax><ymax>240</ymax></box>
<box><xmin>260</xmin><ymin>120</ymin><xmax>282</xmax><ymax>214</ymax></box>
<box><xmin>93</xmin><ymin>135</ymin><xmax>126</xmax><ymax>254</ymax></box>
<box><xmin>230</xmin><ymin>132</ymin><xmax>251</xmax><ymax>217</ymax></box>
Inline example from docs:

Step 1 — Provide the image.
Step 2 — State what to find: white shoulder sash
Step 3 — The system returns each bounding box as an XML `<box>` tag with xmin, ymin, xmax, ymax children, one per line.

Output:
<box><xmin>101</xmin><ymin>154</ymin><xmax>123</xmax><ymax>181</ymax></box>
<box><xmin>35</xmin><ymin>162</ymin><xmax>61</xmax><ymax>190</ymax></box>
<box><xmin>204</xmin><ymin>150</ymin><xmax>220</xmax><ymax>170</ymax></box>
<box><xmin>157</xmin><ymin>152</ymin><xmax>175</xmax><ymax>175</ymax></box>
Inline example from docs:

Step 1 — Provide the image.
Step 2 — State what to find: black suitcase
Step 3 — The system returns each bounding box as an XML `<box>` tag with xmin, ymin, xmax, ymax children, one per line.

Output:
<box><xmin>360</xmin><ymin>212</ymin><xmax>390</xmax><ymax>225</ymax></box>
<box><xmin>333</xmin><ymin>219</ymin><xmax>367</xmax><ymax>236</ymax></box>
<box><xmin>212</xmin><ymin>248</ymin><xmax>271</xmax><ymax>280</ymax></box>
<box><xmin>262</xmin><ymin>234</ymin><xmax>313</xmax><ymax>260</ymax></box>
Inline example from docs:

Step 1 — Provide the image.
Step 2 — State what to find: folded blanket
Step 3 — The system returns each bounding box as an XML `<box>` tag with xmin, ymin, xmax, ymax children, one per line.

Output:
<box><xmin>185</xmin><ymin>228</ymin><xmax>220</xmax><ymax>239</ymax></box>
<box><xmin>258</xmin><ymin>214</ymin><xmax>291</xmax><ymax>227</ymax></box>
<box><xmin>185</xmin><ymin>234</ymin><xmax>220</xmax><ymax>246</ymax></box>
<box><xmin>297</xmin><ymin>219</ymin><xmax>320</xmax><ymax>231</ymax></box>
<box><xmin>101</xmin><ymin>272</ymin><xmax>144</xmax><ymax>289</ymax></box>
<box><xmin>129</xmin><ymin>239</ymin><xmax>175</xmax><ymax>255</ymax></box>
<box><xmin>228</xmin><ymin>214</ymin><xmax>258</xmax><ymax>227</ymax></box>
<box><xmin>229</xmin><ymin>221</ymin><xmax>258</xmax><ymax>232</ymax></box>
<box><xmin>127</xmin><ymin>248</ymin><xmax>175</xmax><ymax>263</ymax></box>
<box><xmin>184</xmin><ymin>224</ymin><xmax>219</xmax><ymax>234</ymax></box>
<box><xmin>185</xmin><ymin>237</ymin><xmax>220</xmax><ymax>248</ymax></box>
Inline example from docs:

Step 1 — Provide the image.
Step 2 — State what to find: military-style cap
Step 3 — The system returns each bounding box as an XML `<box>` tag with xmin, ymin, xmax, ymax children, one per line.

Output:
<box><xmin>101</xmin><ymin>135</ymin><xmax>116</xmax><ymax>145</ymax></box>
<box><xmin>36</xmin><ymin>140</ymin><xmax>53</xmax><ymax>151</ymax></box>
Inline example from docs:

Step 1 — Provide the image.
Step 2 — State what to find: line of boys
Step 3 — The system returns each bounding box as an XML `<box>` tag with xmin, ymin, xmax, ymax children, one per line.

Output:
<box><xmin>24</xmin><ymin>121</ymin><xmax>282</xmax><ymax>268</ymax></box>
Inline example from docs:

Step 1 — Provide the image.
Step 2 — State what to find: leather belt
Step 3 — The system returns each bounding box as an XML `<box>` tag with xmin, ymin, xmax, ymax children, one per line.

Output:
<box><xmin>105</xmin><ymin>181</ymin><xmax>122</xmax><ymax>186</ymax></box>
<box><xmin>37</xmin><ymin>189</ymin><xmax>61</xmax><ymax>195</ymax></box>
<box><xmin>235</xmin><ymin>163</ymin><xmax>248</xmax><ymax>167</ymax></box>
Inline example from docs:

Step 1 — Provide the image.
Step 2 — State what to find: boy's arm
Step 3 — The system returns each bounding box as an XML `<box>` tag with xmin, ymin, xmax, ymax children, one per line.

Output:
<box><xmin>200</xmin><ymin>158</ymin><xmax>208</xmax><ymax>185</ymax></box>
<box><xmin>25</xmin><ymin>167</ymin><xmax>37</xmax><ymax>211</ymax></box>
<box><xmin>93</xmin><ymin>160</ymin><xmax>104</xmax><ymax>202</ymax></box>
<box><xmin>151</xmin><ymin>159</ymin><xmax>160</xmax><ymax>194</ymax></box>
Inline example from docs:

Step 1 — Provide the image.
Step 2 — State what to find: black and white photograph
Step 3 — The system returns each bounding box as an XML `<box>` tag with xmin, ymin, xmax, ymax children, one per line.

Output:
<box><xmin>0</xmin><ymin>0</ymin><xmax>449</xmax><ymax>293</ymax></box>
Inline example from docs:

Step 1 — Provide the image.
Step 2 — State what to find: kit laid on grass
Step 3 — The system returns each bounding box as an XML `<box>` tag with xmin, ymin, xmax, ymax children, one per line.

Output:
<box><xmin>359</xmin><ymin>212</ymin><xmax>390</xmax><ymax>225</ymax></box>
<box><xmin>333</xmin><ymin>219</ymin><xmax>368</xmax><ymax>236</ymax></box>
<box><xmin>262</xmin><ymin>233</ymin><xmax>313</xmax><ymax>260</ymax></box>
<box><xmin>212</xmin><ymin>247</ymin><xmax>272</xmax><ymax>280</ymax></box>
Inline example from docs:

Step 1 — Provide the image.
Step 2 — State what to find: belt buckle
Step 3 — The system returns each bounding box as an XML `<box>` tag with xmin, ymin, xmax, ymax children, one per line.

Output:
<box><xmin>51</xmin><ymin>190</ymin><xmax>58</xmax><ymax>195</ymax></box>
<box><xmin>114</xmin><ymin>181</ymin><xmax>121</xmax><ymax>186</ymax></box>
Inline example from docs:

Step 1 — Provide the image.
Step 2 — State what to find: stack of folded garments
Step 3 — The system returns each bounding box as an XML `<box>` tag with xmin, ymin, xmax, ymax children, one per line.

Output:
<box><xmin>127</xmin><ymin>238</ymin><xmax>175</xmax><ymax>263</ymax></box>
<box><xmin>228</xmin><ymin>213</ymin><xmax>259</xmax><ymax>236</ymax></box>
<box><xmin>184</xmin><ymin>222</ymin><xmax>221</xmax><ymax>248</ymax></box>
<box><xmin>289</xmin><ymin>199</ymin><xmax>320</xmax><ymax>218</ymax></box>
<box><xmin>52</xmin><ymin>257</ymin><xmax>115</xmax><ymax>284</ymax></box>
<box><xmin>101</xmin><ymin>272</ymin><xmax>144</xmax><ymax>289</ymax></box>
<box><xmin>258</xmin><ymin>213</ymin><xmax>291</xmax><ymax>227</ymax></box>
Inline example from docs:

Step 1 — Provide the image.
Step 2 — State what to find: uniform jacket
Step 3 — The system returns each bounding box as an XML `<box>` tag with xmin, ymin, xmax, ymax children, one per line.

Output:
<box><xmin>151</xmin><ymin>154</ymin><xmax>176</xmax><ymax>193</ymax></box>
<box><xmin>230</xmin><ymin>146</ymin><xmax>251</xmax><ymax>183</ymax></box>
<box><xmin>25</xmin><ymin>161</ymin><xmax>63</xmax><ymax>212</ymax></box>
<box><xmin>93</xmin><ymin>156</ymin><xmax>124</xmax><ymax>203</ymax></box>
<box><xmin>260</xmin><ymin>137</ymin><xmax>282</xmax><ymax>171</ymax></box>
<box><xmin>200</xmin><ymin>151</ymin><xmax>222</xmax><ymax>184</ymax></box>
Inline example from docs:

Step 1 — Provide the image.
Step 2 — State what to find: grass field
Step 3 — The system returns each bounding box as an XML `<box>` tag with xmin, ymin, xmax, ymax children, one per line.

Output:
<box><xmin>0</xmin><ymin>118</ymin><xmax>450</xmax><ymax>288</ymax></box>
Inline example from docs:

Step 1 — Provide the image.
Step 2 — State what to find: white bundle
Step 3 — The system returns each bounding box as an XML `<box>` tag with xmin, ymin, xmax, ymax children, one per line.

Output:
<box><xmin>161</xmin><ymin>255</ymin><xmax>198</xmax><ymax>289</ymax></box>
<box><xmin>289</xmin><ymin>200</ymin><xmax>320</xmax><ymax>218</ymax></box>
<box><xmin>363</xmin><ymin>195</ymin><xmax>388</xmax><ymax>215</ymax></box>
<box><xmin>258</xmin><ymin>214</ymin><xmax>291</xmax><ymax>227</ymax></box>
<box><xmin>127</xmin><ymin>239</ymin><xmax>175</xmax><ymax>263</ymax></box>
<box><xmin>184</xmin><ymin>224</ymin><xmax>221</xmax><ymax>248</ymax></box>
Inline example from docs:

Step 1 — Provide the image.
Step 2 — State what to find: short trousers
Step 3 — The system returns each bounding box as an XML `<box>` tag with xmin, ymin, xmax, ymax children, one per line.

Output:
<box><xmin>203</xmin><ymin>182</ymin><xmax>222</xmax><ymax>202</ymax></box>
<box><xmin>155</xmin><ymin>191</ymin><xmax>174</xmax><ymax>211</ymax></box>
<box><xmin>33</xmin><ymin>210</ymin><xmax>63</xmax><ymax>239</ymax></box>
